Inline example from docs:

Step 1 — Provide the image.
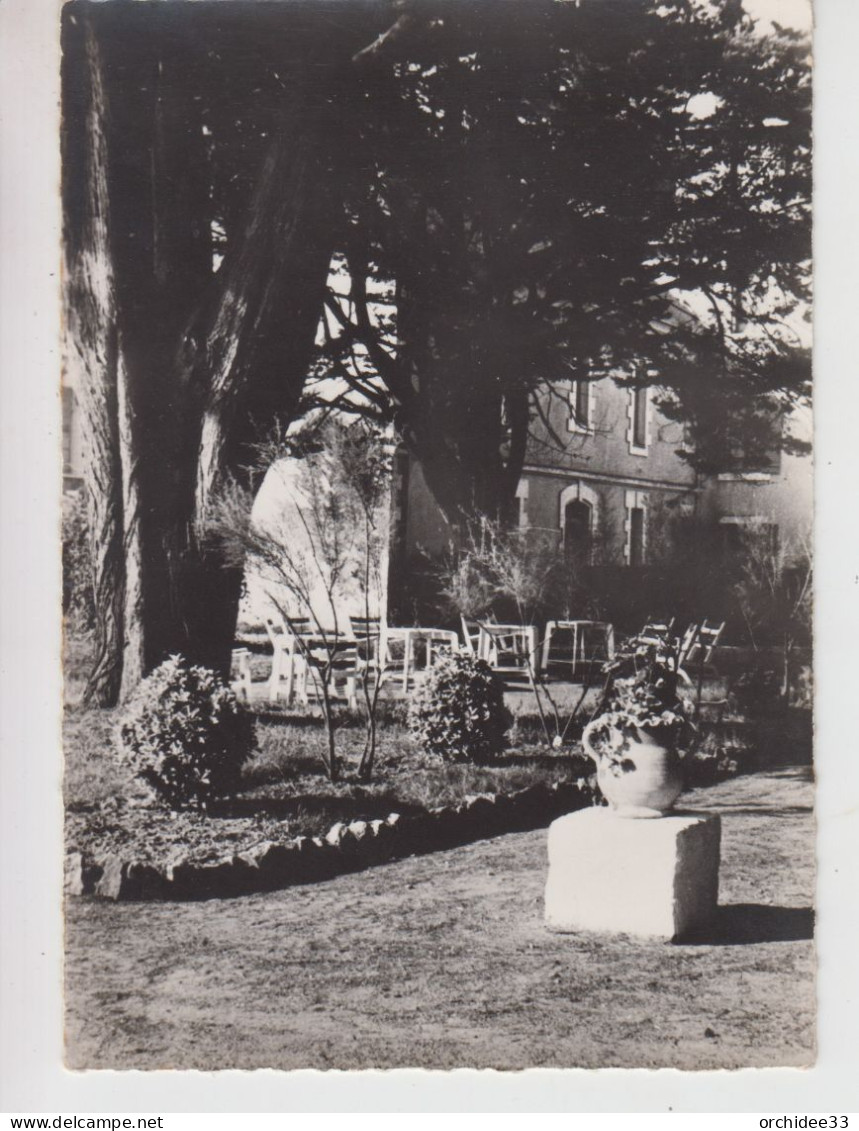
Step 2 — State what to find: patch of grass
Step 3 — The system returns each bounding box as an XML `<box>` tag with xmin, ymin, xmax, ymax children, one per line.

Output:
<box><xmin>63</xmin><ymin>705</ymin><xmax>146</xmax><ymax>811</ymax></box>
<box><xmin>65</xmin><ymin>700</ymin><xmax>590</xmax><ymax>868</ymax></box>
<box><xmin>65</xmin><ymin>633</ymin><xmax>790</xmax><ymax>870</ymax></box>
<box><xmin>64</xmin><ymin>766</ymin><xmax>815</xmax><ymax>1071</ymax></box>
<box><xmin>63</xmin><ymin>634</ymin><xmax>95</xmax><ymax>708</ymax></box>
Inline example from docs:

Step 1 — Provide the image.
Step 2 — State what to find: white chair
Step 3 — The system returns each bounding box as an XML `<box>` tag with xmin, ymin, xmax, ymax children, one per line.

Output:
<box><xmin>478</xmin><ymin>623</ymin><xmax>540</xmax><ymax>678</ymax></box>
<box><xmin>350</xmin><ymin>614</ymin><xmax>382</xmax><ymax>667</ymax></box>
<box><xmin>421</xmin><ymin>628</ymin><xmax>460</xmax><ymax>669</ymax></box>
<box><xmin>677</xmin><ymin>620</ymin><xmax>725</xmax><ymax>683</ymax></box>
<box><xmin>380</xmin><ymin>626</ymin><xmax>460</xmax><ymax>693</ymax></box>
<box><xmin>264</xmin><ymin>615</ymin><xmax>310</xmax><ymax>704</ymax></box>
<box><xmin>541</xmin><ymin>620</ymin><xmax>615</xmax><ymax>681</ymax></box>
<box><xmin>230</xmin><ymin>648</ymin><xmax>253</xmax><ymax>703</ymax></box>
<box><xmin>632</xmin><ymin>616</ymin><xmax>676</xmax><ymax>649</ymax></box>
<box><xmin>460</xmin><ymin>615</ymin><xmax>481</xmax><ymax>656</ymax></box>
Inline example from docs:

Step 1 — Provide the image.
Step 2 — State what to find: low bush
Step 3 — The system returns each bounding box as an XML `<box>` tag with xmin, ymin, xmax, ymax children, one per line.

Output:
<box><xmin>683</xmin><ymin>729</ymin><xmax>743</xmax><ymax>787</ymax></box>
<box><xmin>117</xmin><ymin>655</ymin><xmax>256</xmax><ymax>811</ymax></box>
<box><xmin>408</xmin><ymin>652</ymin><xmax>511</xmax><ymax>764</ymax></box>
<box><xmin>729</xmin><ymin>665</ymin><xmax>783</xmax><ymax>716</ymax></box>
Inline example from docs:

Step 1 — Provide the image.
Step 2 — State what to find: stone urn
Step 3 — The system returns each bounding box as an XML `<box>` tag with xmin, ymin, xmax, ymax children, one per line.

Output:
<box><xmin>582</xmin><ymin>718</ymin><xmax>684</xmax><ymax>818</ymax></box>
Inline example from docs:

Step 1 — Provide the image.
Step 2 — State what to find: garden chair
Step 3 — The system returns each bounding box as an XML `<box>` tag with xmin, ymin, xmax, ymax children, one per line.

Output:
<box><xmin>677</xmin><ymin>619</ymin><xmax>725</xmax><ymax>683</ymax></box>
<box><xmin>478</xmin><ymin>622</ymin><xmax>540</xmax><ymax>679</ymax></box>
<box><xmin>230</xmin><ymin>648</ymin><xmax>253</xmax><ymax>703</ymax></box>
<box><xmin>403</xmin><ymin>627</ymin><xmax>459</xmax><ymax>688</ymax></box>
<box><xmin>460</xmin><ymin>615</ymin><xmax>482</xmax><ymax>656</ymax></box>
<box><xmin>297</xmin><ymin>634</ymin><xmax>360</xmax><ymax>709</ymax></box>
<box><xmin>633</xmin><ymin>616</ymin><xmax>676</xmax><ymax>649</ymax></box>
<box><xmin>264</xmin><ymin>614</ymin><xmax>310</xmax><ymax>703</ymax></box>
<box><xmin>379</xmin><ymin>626</ymin><xmax>460</xmax><ymax>693</ymax></box>
<box><xmin>676</xmin><ymin>622</ymin><xmax>699</xmax><ymax>658</ymax></box>
<box><xmin>349</xmin><ymin>614</ymin><xmax>382</xmax><ymax>667</ymax></box>
<box><xmin>541</xmin><ymin>620</ymin><xmax>615</xmax><ymax>681</ymax></box>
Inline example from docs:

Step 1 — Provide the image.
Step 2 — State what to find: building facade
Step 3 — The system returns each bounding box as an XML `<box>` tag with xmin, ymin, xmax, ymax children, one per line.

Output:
<box><xmin>62</xmin><ymin>367</ymin><xmax>812</xmax><ymax>632</ymax></box>
<box><xmin>389</xmin><ymin>374</ymin><xmax>812</xmax><ymax>629</ymax></box>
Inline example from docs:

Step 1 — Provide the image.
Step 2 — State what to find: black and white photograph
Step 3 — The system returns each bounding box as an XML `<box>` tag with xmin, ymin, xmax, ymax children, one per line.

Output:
<box><xmin>52</xmin><ymin>0</ymin><xmax>820</xmax><ymax>1078</ymax></box>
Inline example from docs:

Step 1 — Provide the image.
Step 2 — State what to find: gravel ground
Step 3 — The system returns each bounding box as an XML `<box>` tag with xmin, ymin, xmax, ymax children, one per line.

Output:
<box><xmin>64</xmin><ymin>764</ymin><xmax>814</xmax><ymax>1071</ymax></box>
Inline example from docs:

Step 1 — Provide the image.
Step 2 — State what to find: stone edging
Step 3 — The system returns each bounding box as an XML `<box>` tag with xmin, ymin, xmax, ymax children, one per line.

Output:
<box><xmin>66</xmin><ymin>779</ymin><xmax>594</xmax><ymax>903</ymax></box>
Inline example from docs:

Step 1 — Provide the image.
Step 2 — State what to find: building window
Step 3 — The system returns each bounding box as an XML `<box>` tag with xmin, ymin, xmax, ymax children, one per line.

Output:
<box><xmin>632</xmin><ymin>384</ymin><xmax>646</xmax><ymax>445</ymax></box>
<box><xmin>559</xmin><ymin>482</ymin><xmax>600</xmax><ymax>562</ymax></box>
<box><xmin>718</xmin><ymin>416</ymin><xmax>784</xmax><ymax>480</ymax></box>
<box><xmin>568</xmin><ymin>381</ymin><xmax>594</xmax><ymax>433</ymax></box>
<box><xmin>719</xmin><ymin>518</ymin><xmax>779</xmax><ymax>558</ymax></box>
<box><xmin>563</xmin><ymin>499</ymin><xmax>592</xmax><ymax>561</ymax></box>
<box><xmin>629</xmin><ymin>507</ymin><xmax>645</xmax><ymax>566</ymax></box>
<box><xmin>627</xmin><ymin>386</ymin><xmax>650</xmax><ymax>454</ymax></box>
<box><xmin>514</xmin><ymin>479</ymin><xmax>529</xmax><ymax>529</ymax></box>
<box><xmin>624</xmin><ymin>489</ymin><xmax>647</xmax><ymax>565</ymax></box>
<box><xmin>756</xmin><ymin>448</ymin><xmax>782</xmax><ymax>476</ymax></box>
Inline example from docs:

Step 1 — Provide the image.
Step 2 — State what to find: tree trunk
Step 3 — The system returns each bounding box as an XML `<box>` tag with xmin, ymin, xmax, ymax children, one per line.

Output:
<box><xmin>172</xmin><ymin>104</ymin><xmax>342</xmax><ymax>674</ymax></box>
<box><xmin>111</xmin><ymin>33</ymin><xmax>215</xmax><ymax>687</ymax></box>
<box><xmin>62</xmin><ymin>6</ymin><xmax>351</xmax><ymax>698</ymax></box>
<box><xmin>397</xmin><ymin>353</ymin><xmax>528</xmax><ymax>534</ymax></box>
<box><xmin>393</xmin><ymin>206</ymin><xmax>530</xmax><ymax>533</ymax></box>
<box><xmin>119</xmin><ymin>104</ymin><xmax>340</xmax><ymax>679</ymax></box>
<box><xmin>116</xmin><ymin>345</ymin><xmax>147</xmax><ymax>699</ymax></box>
<box><xmin>62</xmin><ymin>11</ymin><xmax>126</xmax><ymax>706</ymax></box>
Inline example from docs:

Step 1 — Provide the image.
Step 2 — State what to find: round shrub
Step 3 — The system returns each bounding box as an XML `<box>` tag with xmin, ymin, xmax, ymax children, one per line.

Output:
<box><xmin>408</xmin><ymin>651</ymin><xmax>511</xmax><ymax>763</ymax></box>
<box><xmin>117</xmin><ymin>655</ymin><xmax>255</xmax><ymax>810</ymax></box>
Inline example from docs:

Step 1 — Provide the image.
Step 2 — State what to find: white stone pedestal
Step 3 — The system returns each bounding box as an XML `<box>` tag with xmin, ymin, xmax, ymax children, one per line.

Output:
<box><xmin>545</xmin><ymin>807</ymin><xmax>720</xmax><ymax>941</ymax></box>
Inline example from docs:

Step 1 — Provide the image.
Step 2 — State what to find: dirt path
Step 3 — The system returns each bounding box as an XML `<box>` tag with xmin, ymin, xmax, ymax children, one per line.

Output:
<box><xmin>64</xmin><ymin>766</ymin><xmax>814</xmax><ymax>1071</ymax></box>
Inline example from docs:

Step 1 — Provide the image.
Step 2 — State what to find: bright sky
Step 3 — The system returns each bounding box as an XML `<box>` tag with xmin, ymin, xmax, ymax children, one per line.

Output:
<box><xmin>742</xmin><ymin>0</ymin><xmax>812</xmax><ymax>32</ymax></box>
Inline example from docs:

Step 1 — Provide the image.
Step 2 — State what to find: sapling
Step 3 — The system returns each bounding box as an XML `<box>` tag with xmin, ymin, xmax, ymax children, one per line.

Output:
<box><xmin>214</xmin><ymin>419</ymin><xmax>391</xmax><ymax>782</ymax></box>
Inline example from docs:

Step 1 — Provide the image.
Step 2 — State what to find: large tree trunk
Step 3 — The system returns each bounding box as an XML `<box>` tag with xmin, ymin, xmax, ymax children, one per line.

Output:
<box><xmin>108</xmin><ymin>27</ymin><xmax>214</xmax><ymax>697</ymax></box>
<box><xmin>395</xmin><ymin>275</ymin><xmax>530</xmax><ymax>533</ymax></box>
<box><xmin>387</xmin><ymin>182</ymin><xmax>532</xmax><ymax>535</ymax></box>
<box><xmin>170</xmin><ymin>105</ymin><xmax>342</xmax><ymax>675</ymax></box>
<box><xmin>62</xmin><ymin>5</ymin><xmax>353</xmax><ymax>700</ymax></box>
<box><xmin>62</xmin><ymin>11</ymin><xmax>127</xmax><ymax>706</ymax></box>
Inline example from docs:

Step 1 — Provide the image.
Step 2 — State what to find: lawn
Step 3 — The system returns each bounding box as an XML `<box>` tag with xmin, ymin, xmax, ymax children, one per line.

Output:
<box><xmin>63</xmin><ymin>635</ymin><xmax>814</xmax><ymax>1069</ymax></box>
<box><xmin>64</xmin><ymin>762</ymin><xmax>815</xmax><ymax>1071</ymax></box>
<box><xmin>64</xmin><ymin>698</ymin><xmax>594</xmax><ymax>869</ymax></box>
<box><xmin>62</xmin><ymin>633</ymin><xmax>778</xmax><ymax>874</ymax></box>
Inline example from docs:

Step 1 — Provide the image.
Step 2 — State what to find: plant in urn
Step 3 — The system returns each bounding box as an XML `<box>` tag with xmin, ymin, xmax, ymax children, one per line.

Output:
<box><xmin>582</xmin><ymin>647</ymin><xmax>691</xmax><ymax>818</ymax></box>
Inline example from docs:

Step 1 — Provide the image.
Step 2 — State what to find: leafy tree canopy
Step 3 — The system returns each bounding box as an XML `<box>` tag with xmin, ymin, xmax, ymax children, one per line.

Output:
<box><xmin>61</xmin><ymin>0</ymin><xmax>811</xmax><ymax>702</ymax></box>
<box><xmin>307</xmin><ymin>0</ymin><xmax>811</xmax><ymax>491</ymax></box>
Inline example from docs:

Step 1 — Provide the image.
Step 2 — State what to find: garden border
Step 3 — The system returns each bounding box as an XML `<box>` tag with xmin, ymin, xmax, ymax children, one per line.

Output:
<box><xmin>65</xmin><ymin>779</ymin><xmax>594</xmax><ymax>902</ymax></box>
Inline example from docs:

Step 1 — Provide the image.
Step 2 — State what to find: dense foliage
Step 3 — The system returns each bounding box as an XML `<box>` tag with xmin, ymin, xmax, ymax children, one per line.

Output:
<box><xmin>117</xmin><ymin>656</ymin><xmax>256</xmax><ymax>811</ymax></box>
<box><xmin>585</xmin><ymin>644</ymin><xmax>692</xmax><ymax>774</ymax></box>
<box><xmin>312</xmin><ymin>0</ymin><xmax>811</xmax><ymax>516</ymax></box>
<box><xmin>63</xmin><ymin>0</ymin><xmax>811</xmax><ymax>702</ymax></box>
<box><xmin>408</xmin><ymin>652</ymin><xmax>511</xmax><ymax>764</ymax></box>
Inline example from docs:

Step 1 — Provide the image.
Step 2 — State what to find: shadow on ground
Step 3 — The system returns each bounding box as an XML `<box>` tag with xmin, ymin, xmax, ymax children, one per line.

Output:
<box><xmin>212</xmin><ymin>792</ymin><xmax>425</xmax><ymax>822</ymax></box>
<box><xmin>682</xmin><ymin>904</ymin><xmax>814</xmax><ymax>946</ymax></box>
<box><xmin>701</xmin><ymin>805</ymin><xmax>813</xmax><ymax>817</ymax></box>
<box><xmin>765</xmin><ymin>764</ymin><xmax>814</xmax><ymax>782</ymax></box>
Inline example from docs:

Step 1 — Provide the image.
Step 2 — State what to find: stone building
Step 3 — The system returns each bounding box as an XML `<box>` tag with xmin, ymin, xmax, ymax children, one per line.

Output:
<box><xmin>387</xmin><ymin>372</ymin><xmax>812</xmax><ymax>631</ymax></box>
<box><xmin>61</xmin><ymin>365</ymin><xmax>812</xmax><ymax>633</ymax></box>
